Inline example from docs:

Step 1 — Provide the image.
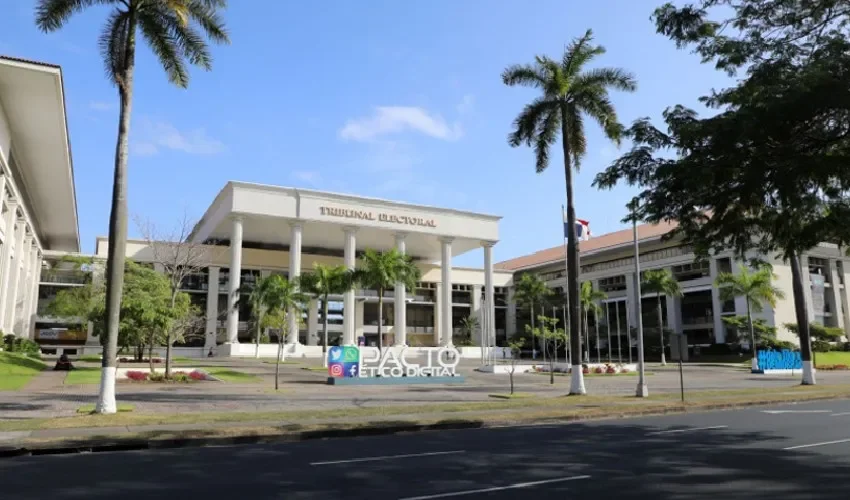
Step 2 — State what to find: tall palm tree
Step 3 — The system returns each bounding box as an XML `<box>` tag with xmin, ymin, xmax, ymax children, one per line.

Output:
<box><xmin>354</xmin><ymin>249</ymin><xmax>421</xmax><ymax>351</ymax></box>
<box><xmin>513</xmin><ymin>273</ymin><xmax>552</xmax><ymax>360</ymax></box>
<box><xmin>242</xmin><ymin>276</ymin><xmax>277</xmax><ymax>359</ymax></box>
<box><xmin>299</xmin><ymin>264</ymin><xmax>354</xmax><ymax>367</ymax></box>
<box><xmin>579</xmin><ymin>281</ymin><xmax>607</xmax><ymax>363</ymax></box>
<box><xmin>263</xmin><ymin>275</ymin><xmax>308</xmax><ymax>391</ymax></box>
<box><xmin>716</xmin><ymin>264</ymin><xmax>785</xmax><ymax>370</ymax></box>
<box><xmin>641</xmin><ymin>269</ymin><xmax>682</xmax><ymax>366</ymax></box>
<box><xmin>503</xmin><ymin>29</ymin><xmax>636</xmax><ymax>394</ymax></box>
<box><xmin>35</xmin><ymin>0</ymin><xmax>229</xmax><ymax>414</ymax></box>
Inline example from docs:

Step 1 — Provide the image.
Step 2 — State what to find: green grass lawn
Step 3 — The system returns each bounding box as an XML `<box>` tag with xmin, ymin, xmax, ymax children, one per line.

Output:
<box><xmin>65</xmin><ymin>367</ymin><xmax>102</xmax><ymax>385</ymax></box>
<box><xmin>815</xmin><ymin>351</ymin><xmax>850</xmax><ymax>366</ymax></box>
<box><xmin>202</xmin><ymin>368</ymin><xmax>261</xmax><ymax>383</ymax></box>
<box><xmin>0</xmin><ymin>352</ymin><xmax>46</xmax><ymax>390</ymax></box>
<box><xmin>78</xmin><ymin>354</ymin><xmax>102</xmax><ymax>362</ymax></box>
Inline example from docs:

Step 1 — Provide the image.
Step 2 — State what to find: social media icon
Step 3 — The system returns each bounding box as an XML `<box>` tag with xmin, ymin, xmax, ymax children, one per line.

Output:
<box><xmin>329</xmin><ymin>363</ymin><xmax>344</xmax><ymax>377</ymax></box>
<box><xmin>343</xmin><ymin>346</ymin><xmax>359</xmax><ymax>362</ymax></box>
<box><xmin>329</xmin><ymin>346</ymin><xmax>342</xmax><ymax>361</ymax></box>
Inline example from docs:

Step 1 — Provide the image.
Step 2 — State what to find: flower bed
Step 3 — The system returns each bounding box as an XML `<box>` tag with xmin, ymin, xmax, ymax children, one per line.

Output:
<box><xmin>533</xmin><ymin>363</ymin><xmax>635</xmax><ymax>375</ymax></box>
<box><xmin>816</xmin><ymin>364</ymin><xmax>849</xmax><ymax>371</ymax></box>
<box><xmin>122</xmin><ymin>370</ymin><xmax>210</xmax><ymax>382</ymax></box>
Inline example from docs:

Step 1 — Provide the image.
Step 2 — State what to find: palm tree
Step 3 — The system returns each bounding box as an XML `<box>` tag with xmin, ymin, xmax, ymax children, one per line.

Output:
<box><xmin>459</xmin><ymin>315</ymin><xmax>479</xmax><ymax>346</ymax></box>
<box><xmin>579</xmin><ymin>281</ymin><xmax>607</xmax><ymax>363</ymax></box>
<box><xmin>262</xmin><ymin>275</ymin><xmax>308</xmax><ymax>391</ymax></box>
<box><xmin>716</xmin><ymin>264</ymin><xmax>785</xmax><ymax>370</ymax></box>
<box><xmin>641</xmin><ymin>269</ymin><xmax>682</xmax><ymax>366</ymax></box>
<box><xmin>354</xmin><ymin>249</ymin><xmax>421</xmax><ymax>351</ymax></box>
<box><xmin>299</xmin><ymin>264</ymin><xmax>354</xmax><ymax>367</ymax></box>
<box><xmin>35</xmin><ymin>0</ymin><xmax>229</xmax><ymax>414</ymax></box>
<box><xmin>503</xmin><ymin>29</ymin><xmax>636</xmax><ymax>394</ymax></box>
<box><xmin>513</xmin><ymin>273</ymin><xmax>552</xmax><ymax>361</ymax></box>
<box><xmin>242</xmin><ymin>276</ymin><xmax>277</xmax><ymax>359</ymax></box>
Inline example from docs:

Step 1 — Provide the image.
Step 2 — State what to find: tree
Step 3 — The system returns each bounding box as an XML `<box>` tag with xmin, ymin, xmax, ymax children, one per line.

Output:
<box><xmin>242</xmin><ymin>275</ymin><xmax>276</xmax><ymax>359</ymax></box>
<box><xmin>354</xmin><ymin>249</ymin><xmax>421</xmax><ymax>351</ymax></box>
<box><xmin>594</xmin><ymin>2</ymin><xmax>850</xmax><ymax>388</ymax></box>
<box><xmin>528</xmin><ymin>316</ymin><xmax>567</xmax><ymax>385</ymax></box>
<box><xmin>458</xmin><ymin>315</ymin><xmax>479</xmax><ymax>347</ymax></box>
<box><xmin>640</xmin><ymin>269</ymin><xmax>682</xmax><ymax>366</ymax></box>
<box><xmin>36</xmin><ymin>0</ymin><xmax>230</xmax><ymax>413</ymax></box>
<box><xmin>785</xmin><ymin>322</ymin><xmax>844</xmax><ymax>343</ymax></box>
<box><xmin>513</xmin><ymin>274</ymin><xmax>552</xmax><ymax>361</ymax></box>
<box><xmin>136</xmin><ymin>213</ymin><xmax>214</xmax><ymax>377</ymax></box>
<box><xmin>721</xmin><ymin>316</ymin><xmax>777</xmax><ymax>347</ymax></box>
<box><xmin>503</xmin><ymin>29</ymin><xmax>637</xmax><ymax>395</ymax></box>
<box><xmin>507</xmin><ymin>338</ymin><xmax>525</xmax><ymax>395</ymax></box>
<box><xmin>298</xmin><ymin>264</ymin><xmax>355</xmax><ymax>367</ymax></box>
<box><xmin>261</xmin><ymin>275</ymin><xmax>308</xmax><ymax>391</ymax></box>
<box><xmin>579</xmin><ymin>281</ymin><xmax>607</xmax><ymax>363</ymax></box>
<box><xmin>716</xmin><ymin>265</ymin><xmax>785</xmax><ymax>369</ymax></box>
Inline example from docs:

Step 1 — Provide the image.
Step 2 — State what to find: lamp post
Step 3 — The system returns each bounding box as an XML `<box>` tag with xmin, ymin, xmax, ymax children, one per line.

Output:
<box><xmin>630</xmin><ymin>198</ymin><xmax>648</xmax><ymax>398</ymax></box>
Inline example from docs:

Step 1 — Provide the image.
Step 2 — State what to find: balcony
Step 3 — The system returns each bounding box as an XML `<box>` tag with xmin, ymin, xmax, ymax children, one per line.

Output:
<box><xmin>41</xmin><ymin>270</ymin><xmax>88</xmax><ymax>285</ymax></box>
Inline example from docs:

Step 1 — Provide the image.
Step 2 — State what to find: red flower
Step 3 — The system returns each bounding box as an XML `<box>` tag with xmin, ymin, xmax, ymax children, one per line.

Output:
<box><xmin>125</xmin><ymin>370</ymin><xmax>148</xmax><ymax>381</ymax></box>
<box><xmin>189</xmin><ymin>371</ymin><xmax>206</xmax><ymax>381</ymax></box>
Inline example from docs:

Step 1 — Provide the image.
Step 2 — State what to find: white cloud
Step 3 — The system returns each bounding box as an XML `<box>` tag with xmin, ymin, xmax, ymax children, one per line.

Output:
<box><xmin>89</xmin><ymin>100</ymin><xmax>114</xmax><ymax>112</ymax></box>
<box><xmin>133</xmin><ymin>118</ymin><xmax>225</xmax><ymax>156</ymax></box>
<box><xmin>339</xmin><ymin>106</ymin><xmax>463</xmax><ymax>142</ymax></box>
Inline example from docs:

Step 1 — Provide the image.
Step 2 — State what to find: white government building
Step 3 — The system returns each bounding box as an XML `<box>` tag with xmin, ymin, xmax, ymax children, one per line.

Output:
<box><xmin>4</xmin><ymin>55</ymin><xmax>850</xmax><ymax>359</ymax></box>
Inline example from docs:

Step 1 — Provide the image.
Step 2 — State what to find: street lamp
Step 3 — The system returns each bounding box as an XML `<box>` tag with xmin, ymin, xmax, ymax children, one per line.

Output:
<box><xmin>629</xmin><ymin>197</ymin><xmax>649</xmax><ymax>398</ymax></box>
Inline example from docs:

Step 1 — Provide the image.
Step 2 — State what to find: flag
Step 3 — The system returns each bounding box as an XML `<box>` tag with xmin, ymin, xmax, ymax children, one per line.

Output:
<box><xmin>563</xmin><ymin>208</ymin><xmax>591</xmax><ymax>240</ymax></box>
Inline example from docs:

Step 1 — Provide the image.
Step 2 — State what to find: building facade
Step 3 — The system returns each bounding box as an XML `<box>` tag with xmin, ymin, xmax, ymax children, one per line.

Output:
<box><xmin>0</xmin><ymin>56</ymin><xmax>79</xmax><ymax>345</ymax></box>
<box><xmin>497</xmin><ymin>221</ymin><xmax>850</xmax><ymax>347</ymax></box>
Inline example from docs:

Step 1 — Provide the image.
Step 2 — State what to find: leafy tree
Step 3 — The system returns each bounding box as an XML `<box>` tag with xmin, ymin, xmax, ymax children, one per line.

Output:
<box><xmin>721</xmin><ymin>315</ymin><xmax>778</xmax><ymax>346</ymax></box>
<box><xmin>36</xmin><ymin>0</ymin><xmax>229</xmax><ymax>413</ymax></box>
<box><xmin>640</xmin><ymin>269</ymin><xmax>682</xmax><ymax>366</ymax></box>
<box><xmin>298</xmin><ymin>264</ymin><xmax>355</xmax><ymax>366</ymax></box>
<box><xmin>507</xmin><ymin>338</ymin><xmax>525</xmax><ymax>395</ymax></box>
<box><xmin>354</xmin><ymin>249</ymin><xmax>420</xmax><ymax>351</ymax></box>
<box><xmin>784</xmin><ymin>322</ymin><xmax>844</xmax><ymax>342</ymax></box>
<box><xmin>503</xmin><ymin>29</ymin><xmax>636</xmax><ymax>394</ymax></box>
<box><xmin>716</xmin><ymin>265</ymin><xmax>785</xmax><ymax>369</ymax></box>
<box><xmin>260</xmin><ymin>275</ymin><xmax>308</xmax><ymax>391</ymax></box>
<box><xmin>513</xmin><ymin>274</ymin><xmax>552</xmax><ymax>361</ymax></box>
<box><xmin>594</xmin><ymin>1</ymin><xmax>850</xmax><ymax>387</ymax></box>
<box><xmin>242</xmin><ymin>276</ymin><xmax>276</xmax><ymax>359</ymax></box>
<box><xmin>457</xmin><ymin>315</ymin><xmax>479</xmax><ymax>347</ymax></box>
<box><xmin>579</xmin><ymin>281</ymin><xmax>607</xmax><ymax>363</ymax></box>
<box><xmin>528</xmin><ymin>316</ymin><xmax>567</xmax><ymax>385</ymax></box>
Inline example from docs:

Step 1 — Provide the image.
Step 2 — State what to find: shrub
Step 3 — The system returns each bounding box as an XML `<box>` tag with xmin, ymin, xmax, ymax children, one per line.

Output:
<box><xmin>606</xmin><ymin>366</ymin><xmax>617</xmax><ymax>374</ymax></box>
<box><xmin>148</xmin><ymin>372</ymin><xmax>166</xmax><ymax>382</ymax></box>
<box><xmin>812</xmin><ymin>340</ymin><xmax>833</xmax><ymax>353</ymax></box>
<box><xmin>125</xmin><ymin>371</ymin><xmax>148</xmax><ymax>381</ymax></box>
<box><xmin>171</xmin><ymin>372</ymin><xmax>190</xmax><ymax>382</ymax></box>
<box><xmin>582</xmin><ymin>367</ymin><xmax>589</xmax><ymax>374</ymax></box>
<box><xmin>2</xmin><ymin>335</ymin><xmax>40</xmax><ymax>356</ymax></box>
<box><xmin>620</xmin><ymin>367</ymin><xmax>630</xmax><ymax>374</ymax></box>
<box><xmin>189</xmin><ymin>370</ymin><xmax>206</xmax><ymax>381</ymax></box>
<box><xmin>593</xmin><ymin>366</ymin><xmax>604</xmax><ymax>374</ymax></box>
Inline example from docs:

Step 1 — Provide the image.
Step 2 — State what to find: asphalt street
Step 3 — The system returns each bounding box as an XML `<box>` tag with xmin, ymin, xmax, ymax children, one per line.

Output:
<box><xmin>4</xmin><ymin>399</ymin><xmax>850</xmax><ymax>499</ymax></box>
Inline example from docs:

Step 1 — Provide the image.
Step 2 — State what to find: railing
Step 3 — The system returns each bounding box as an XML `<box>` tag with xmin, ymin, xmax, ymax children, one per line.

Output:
<box><xmin>41</xmin><ymin>270</ymin><xmax>89</xmax><ymax>285</ymax></box>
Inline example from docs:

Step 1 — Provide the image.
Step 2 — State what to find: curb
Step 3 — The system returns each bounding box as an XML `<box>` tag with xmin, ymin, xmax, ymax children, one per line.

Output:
<box><xmin>1</xmin><ymin>392</ymin><xmax>846</xmax><ymax>459</ymax></box>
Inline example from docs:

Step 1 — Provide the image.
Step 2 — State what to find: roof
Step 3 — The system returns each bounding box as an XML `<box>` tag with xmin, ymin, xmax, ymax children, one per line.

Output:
<box><xmin>495</xmin><ymin>219</ymin><xmax>678</xmax><ymax>271</ymax></box>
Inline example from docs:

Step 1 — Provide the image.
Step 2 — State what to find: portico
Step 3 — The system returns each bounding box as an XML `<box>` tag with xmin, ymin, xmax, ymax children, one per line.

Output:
<box><xmin>187</xmin><ymin>182</ymin><xmax>502</xmax><ymax>353</ymax></box>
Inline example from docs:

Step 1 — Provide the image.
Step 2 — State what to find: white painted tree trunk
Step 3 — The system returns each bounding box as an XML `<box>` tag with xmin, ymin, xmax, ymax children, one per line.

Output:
<box><xmin>569</xmin><ymin>366</ymin><xmax>586</xmax><ymax>395</ymax></box>
<box><xmin>95</xmin><ymin>367</ymin><xmax>117</xmax><ymax>414</ymax></box>
<box><xmin>802</xmin><ymin>361</ymin><xmax>817</xmax><ymax>385</ymax></box>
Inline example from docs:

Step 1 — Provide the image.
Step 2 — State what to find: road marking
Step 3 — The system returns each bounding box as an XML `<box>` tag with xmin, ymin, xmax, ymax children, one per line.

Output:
<box><xmin>310</xmin><ymin>450</ymin><xmax>465</xmax><ymax>466</ymax></box>
<box><xmin>784</xmin><ymin>438</ymin><xmax>850</xmax><ymax>450</ymax></box>
<box><xmin>645</xmin><ymin>425</ymin><xmax>728</xmax><ymax>436</ymax></box>
<box><xmin>398</xmin><ymin>475</ymin><xmax>592</xmax><ymax>500</ymax></box>
<box><xmin>762</xmin><ymin>410</ymin><xmax>831</xmax><ymax>414</ymax></box>
<box><xmin>831</xmin><ymin>412</ymin><xmax>850</xmax><ymax>417</ymax></box>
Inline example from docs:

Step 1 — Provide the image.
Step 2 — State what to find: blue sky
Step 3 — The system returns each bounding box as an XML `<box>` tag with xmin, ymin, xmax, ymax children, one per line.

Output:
<box><xmin>1</xmin><ymin>0</ymin><xmax>732</xmax><ymax>267</ymax></box>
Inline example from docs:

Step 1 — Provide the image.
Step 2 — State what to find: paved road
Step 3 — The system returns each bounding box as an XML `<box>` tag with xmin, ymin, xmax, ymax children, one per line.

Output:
<box><xmin>4</xmin><ymin>399</ymin><xmax>850</xmax><ymax>499</ymax></box>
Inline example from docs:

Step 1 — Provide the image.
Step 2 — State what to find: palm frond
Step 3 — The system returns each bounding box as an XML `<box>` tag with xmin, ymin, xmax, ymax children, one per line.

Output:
<box><xmin>97</xmin><ymin>7</ymin><xmax>131</xmax><ymax>86</ymax></box>
<box><xmin>137</xmin><ymin>9</ymin><xmax>190</xmax><ymax>87</ymax></box>
<box><xmin>501</xmin><ymin>63</ymin><xmax>547</xmax><ymax>89</ymax></box>
<box><xmin>186</xmin><ymin>0</ymin><xmax>230</xmax><ymax>44</ymax></box>
<box><xmin>508</xmin><ymin>97</ymin><xmax>557</xmax><ymax>148</ymax></box>
<box><xmin>534</xmin><ymin>109</ymin><xmax>559</xmax><ymax>173</ymax></box>
<box><xmin>562</xmin><ymin>29</ymin><xmax>604</xmax><ymax>78</ymax></box>
<box><xmin>35</xmin><ymin>0</ymin><xmax>118</xmax><ymax>32</ymax></box>
<box><xmin>564</xmin><ymin>105</ymin><xmax>587</xmax><ymax>170</ymax></box>
<box><xmin>573</xmin><ymin>67</ymin><xmax>637</xmax><ymax>93</ymax></box>
<box><xmin>152</xmin><ymin>4</ymin><xmax>213</xmax><ymax>70</ymax></box>
<box><xmin>576</xmin><ymin>92</ymin><xmax>624</xmax><ymax>145</ymax></box>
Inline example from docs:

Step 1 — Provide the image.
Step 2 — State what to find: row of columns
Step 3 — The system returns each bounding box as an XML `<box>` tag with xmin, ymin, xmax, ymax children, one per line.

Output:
<box><xmin>0</xmin><ymin>173</ymin><xmax>42</xmax><ymax>338</ymax></box>
<box><xmin>222</xmin><ymin>215</ymin><xmax>496</xmax><ymax>348</ymax></box>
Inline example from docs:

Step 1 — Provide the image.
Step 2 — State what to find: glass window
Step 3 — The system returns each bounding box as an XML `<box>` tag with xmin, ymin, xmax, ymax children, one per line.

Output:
<box><xmin>717</xmin><ymin>257</ymin><xmax>733</xmax><ymax>274</ymax></box>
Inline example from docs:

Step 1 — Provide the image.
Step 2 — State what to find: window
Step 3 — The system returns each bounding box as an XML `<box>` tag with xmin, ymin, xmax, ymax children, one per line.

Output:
<box><xmin>599</xmin><ymin>275</ymin><xmax>626</xmax><ymax>292</ymax></box>
<box><xmin>809</xmin><ymin>257</ymin><xmax>828</xmax><ymax>276</ymax></box>
<box><xmin>716</xmin><ymin>257</ymin><xmax>733</xmax><ymax>274</ymax></box>
<box><xmin>671</xmin><ymin>260</ymin><xmax>710</xmax><ymax>281</ymax></box>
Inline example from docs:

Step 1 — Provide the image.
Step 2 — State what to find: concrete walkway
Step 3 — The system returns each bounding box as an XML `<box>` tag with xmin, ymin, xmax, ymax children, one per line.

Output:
<box><xmin>22</xmin><ymin>371</ymin><xmax>67</xmax><ymax>392</ymax></box>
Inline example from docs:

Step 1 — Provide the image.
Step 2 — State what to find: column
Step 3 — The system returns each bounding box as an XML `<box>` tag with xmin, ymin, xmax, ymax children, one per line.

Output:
<box><xmin>483</xmin><ymin>242</ymin><xmax>495</xmax><ymax>350</ymax></box>
<box><xmin>506</xmin><ymin>286</ymin><xmax>517</xmax><ymax>338</ymax></box>
<box><xmin>307</xmin><ymin>299</ymin><xmax>319</xmax><ymax>345</ymax></box>
<box><xmin>433</xmin><ymin>283</ymin><xmax>442</xmax><ymax>346</ymax></box>
<box><xmin>287</xmin><ymin>221</ymin><xmax>303</xmax><ymax>344</ymax></box>
<box><xmin>440</xmin><ymin>237</ymin><xmax>453</xmax><ymax>346</ymax></box>
<box><xmin>625</xmin><ymin>271</ymin><xmax>638</xmax><ymax>328</ymax></box>
<box><xmin>342</xmin><ymin>227</ymin><xmax>357</xmax><ymax>345</ymax></box>
<box><xmin>22</xmin><ymin>244</ymin><xmax>39</xmax><ymax>338</ymax></box>
<box><xmin>0</xmin><ymin>203</ymin><xmax>18</xmax><ymax>328</ymax></box>
<box><xmin>226</xmin><ymin>216</ymin><xmax>243</xmax><ymax>343</ymax></box>
<box><xmin>394</xmin><ymin>233</ymin><xmax>408</xmax><ymax>346</ymax></box>
<box><xmin>665</xmin><ymin>294</ymin><xmax>681</xmax><ymax>335</ymax></box>
<box><xmin>471</xmin><ymin>284</ymin><xmax>482</xmax><ymax>344</ymax></box>
<box><xmin>205</xmin><ymin>266</ymin><xmax>220</xmax><ymax>350</ymax></box>
<box><xmin>830</xmin><ymin>260</ymin><xmax>845</xmax><ymax>330</ymax></box>
<box><xmin>5</xmin><ymin>223</ymin><xmax>27</xmax><ymax>334</ymax></box>
<box><xmin>709</xmin><ymin>258</ymin><xmax>726</xmax><ymax>343</ymax></box>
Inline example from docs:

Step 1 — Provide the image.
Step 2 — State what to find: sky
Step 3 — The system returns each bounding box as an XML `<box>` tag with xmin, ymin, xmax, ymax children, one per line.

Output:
<box><xmin>0</xmin><ymin>0</ymin><xmax>734</xmax><ymax>267</ymax></box>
